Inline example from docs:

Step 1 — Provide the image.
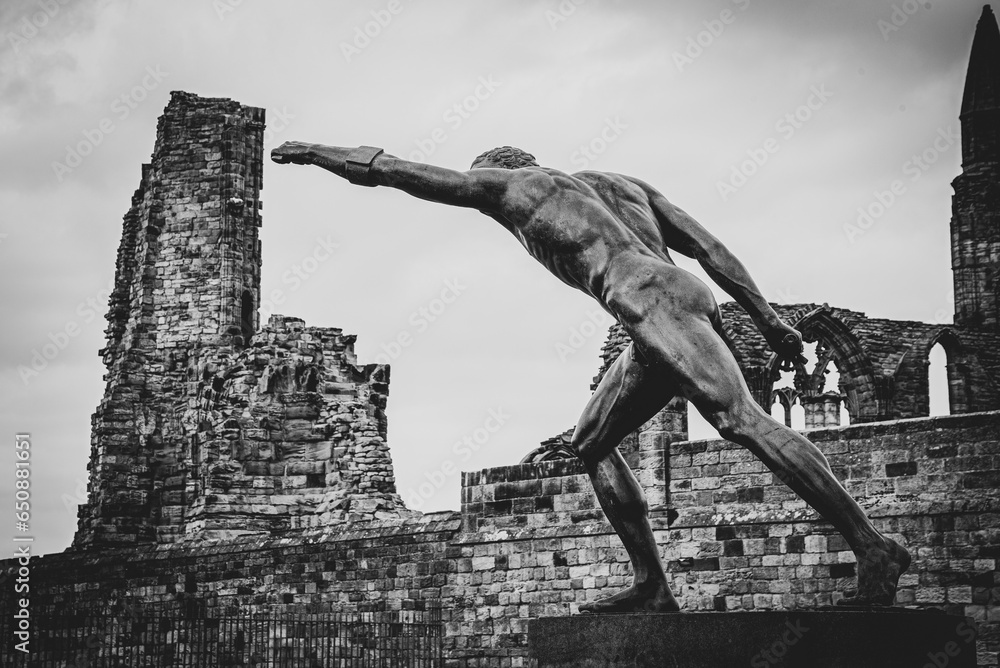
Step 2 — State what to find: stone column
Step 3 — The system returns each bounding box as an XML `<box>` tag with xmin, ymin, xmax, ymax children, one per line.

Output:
<box><xmin>638</xmin><ymin>397</ymin><xmax>687</xmax><ymax>513</ymax></box>
<box><xmin>803</xmin><ymin>392</ymin><xmax>842</xmax><ymax>429</ymax></box>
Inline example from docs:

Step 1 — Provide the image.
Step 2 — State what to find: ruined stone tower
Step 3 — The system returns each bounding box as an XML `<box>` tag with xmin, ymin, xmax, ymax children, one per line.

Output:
<box><xmin>953</xmin><ymin>5</ymin><xmax>1000</xmax><ymax>330</ymax></box>
<box><xmin>74</xmin><ymin>92</ymin><xmax>411</xmax><ymax>548</ymax></box>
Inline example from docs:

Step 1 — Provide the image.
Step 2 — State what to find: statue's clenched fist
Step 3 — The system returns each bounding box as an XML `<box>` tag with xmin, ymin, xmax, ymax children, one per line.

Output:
<box><xmin>271</xmin><ymin>141</ymin><xmax>313</xmax><ymax>164</ymax></box>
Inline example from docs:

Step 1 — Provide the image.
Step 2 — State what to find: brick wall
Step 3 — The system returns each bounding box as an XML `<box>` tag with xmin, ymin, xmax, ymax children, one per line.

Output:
<box><xmin>6</xmin><ymin>411</ymin><xmax>999</xmax><ymax>666</ymax></box>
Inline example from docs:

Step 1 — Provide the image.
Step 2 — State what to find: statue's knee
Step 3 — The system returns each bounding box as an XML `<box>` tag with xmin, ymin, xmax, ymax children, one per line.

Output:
<box><xmin>573</xmin><ymin>435</ymin><xmax>598</xmax><ymax>466</ymax></box>
<box><xmin>708</xmin><ymin>409</ymin><xmax>744</xmax><ymax>442</ymax></box>
<box><xmin>710</xmin><ymin>403</ymin><xmax>767</xmax><ymax>442</ymax></box>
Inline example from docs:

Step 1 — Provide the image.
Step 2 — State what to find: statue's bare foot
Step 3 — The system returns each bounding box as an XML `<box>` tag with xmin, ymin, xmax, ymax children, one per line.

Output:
<box><xmin>579</xmin><ymin>580</ymin><xmax>680</xmax><ymax>614</ymax></box>
<box><xmin>270</xmin><ymin>141</ymin><xmax>313</xmax><ymax>165</ymax></box>
<box><xmin>837</xmin><ymin>537</ymin><xmax>911</xmax><ymax>607</ymax></box>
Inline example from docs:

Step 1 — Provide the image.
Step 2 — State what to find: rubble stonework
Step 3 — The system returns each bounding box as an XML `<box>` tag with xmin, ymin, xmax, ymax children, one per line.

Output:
<box><xmin>74</xmin><ymin>92</ymin><xmax>411</xmax><ymax>548</ymax></box>
<box><xmin>954</xmin><ymin>5</ymin><xmax>1000</xmax><ymax>330</ymax></box>
<box><xmin>4</xmin><ymin>413</ymin><xmax>999</xmax><ymax>666</ymax></box>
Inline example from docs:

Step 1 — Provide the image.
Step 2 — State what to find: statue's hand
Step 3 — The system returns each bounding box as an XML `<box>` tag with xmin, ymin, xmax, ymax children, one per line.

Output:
<box><xmin>764</xmin><ymin>322</ymin><xmax>807</xmax><ymax>365</ymax></box>
<box><xmin>271</xmin><ymin>141</ymin><xmax>314</xmax><ymax>165</ymax></box>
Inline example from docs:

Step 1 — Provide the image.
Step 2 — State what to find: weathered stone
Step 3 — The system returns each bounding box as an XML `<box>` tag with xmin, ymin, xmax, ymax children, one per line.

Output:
<box><xmin>74</xmin><ymin>93</ymin><xmax>414</xmax><ymax>549</ymax></box>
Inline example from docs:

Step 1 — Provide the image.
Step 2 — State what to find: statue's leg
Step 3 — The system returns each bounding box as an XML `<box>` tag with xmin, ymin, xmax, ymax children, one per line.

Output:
<box><xmin>573</xmin><ymin>343</ymin><xmax>681</xmax><ymax>614</ymax></box>
<box><xmin>624</xmin><ymin>297</ymin><xmax>910</xmax><ymax>607</ymax></box>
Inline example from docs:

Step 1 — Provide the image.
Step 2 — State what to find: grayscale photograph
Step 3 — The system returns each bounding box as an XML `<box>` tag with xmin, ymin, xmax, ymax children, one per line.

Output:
<box><xmin>0</xmin><ymin>1</ymin><xmax>996</xmax><ymax>666</ymax></box>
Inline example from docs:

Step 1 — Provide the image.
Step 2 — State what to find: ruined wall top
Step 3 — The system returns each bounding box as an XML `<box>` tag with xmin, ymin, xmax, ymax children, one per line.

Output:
<box><xmin>76</xmin><ymin>93</ymin><xmax>413</xmax><ymax>549</ymax></box>
<box><xmin>101</xmin><ymin>91</ymin><xmax>265</xmax><ymax>373</ymax></box>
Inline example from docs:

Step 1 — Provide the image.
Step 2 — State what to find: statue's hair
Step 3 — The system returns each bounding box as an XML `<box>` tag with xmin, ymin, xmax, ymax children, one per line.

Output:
<box><xmin>470</xmin><ymin>146</ymin><xmax>539</xmax><ymax>170</ymax></box>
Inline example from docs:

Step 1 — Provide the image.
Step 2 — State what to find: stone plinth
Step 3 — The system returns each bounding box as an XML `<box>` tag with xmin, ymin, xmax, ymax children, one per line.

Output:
<box><xmin>528</xmin><ymin>610</ymin><xmax>978</xmax><ymax>668</ymax></box>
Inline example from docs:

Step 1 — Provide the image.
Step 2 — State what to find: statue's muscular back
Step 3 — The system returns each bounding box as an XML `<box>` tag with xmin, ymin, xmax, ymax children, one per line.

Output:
<box><xmin>487</xmin><ymin>167</ymin><xmax>695</xmax><ymax>319</ymax></box>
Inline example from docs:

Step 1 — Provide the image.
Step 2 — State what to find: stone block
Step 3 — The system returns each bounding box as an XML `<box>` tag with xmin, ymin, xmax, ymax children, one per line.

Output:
<box><xmin>529</xmin><ymin>611</ymin><xmax>978</xmax><ymax>668</ymax></box>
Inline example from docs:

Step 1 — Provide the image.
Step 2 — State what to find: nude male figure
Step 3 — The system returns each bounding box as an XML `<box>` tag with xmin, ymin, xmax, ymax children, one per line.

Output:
<box><xmin>271</xmin><ymin>142</ymin><xmax>910</xmax><ymax>613</ymax></box>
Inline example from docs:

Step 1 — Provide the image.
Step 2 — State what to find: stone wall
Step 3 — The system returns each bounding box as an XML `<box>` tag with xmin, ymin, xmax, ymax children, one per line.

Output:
<box><xmin>953</xmin><ymin>6</ymin><xmax>1000</xmax><ymax>331</ymax></box>
<box><xmin>76</xmin><ymin>91</ymin><xmax>268</xmax><ymax>547</ymax></box>
<box><xmin>75</xmin><ymin>93</ymin><xmax>412</xmax><ymax>549</ymax></box>
<box><xmin>78</xmin><ymin>309</ymin><xmax>415</xmax><ymax>546</ymax></box>
<box><xmin>6</xmin><ymin>411</ymin><xmax>998</xmax><ymax>666</ymax></box>
<box><xmin>172</xmin><ymin>314</ymin><xmax>413</xmax><ymax>541</ymax></box>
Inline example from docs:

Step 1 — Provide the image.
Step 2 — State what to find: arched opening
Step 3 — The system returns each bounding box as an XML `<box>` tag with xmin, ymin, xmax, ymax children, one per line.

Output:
<box><xmin>770</xmin><ymin>342</ymin><xmax>812</xmax><ymax>430</ymax></box>
<box><xmin>822</xmin><ymin>360</ymin><xmax>850</xmax><ymax>426</ymax></box>
<box><xmin>240</xmin><ymin>290</ymin><xmax>255</xmax><ymax>345</ymax></box>
<box><xmin>822</xmin><ymin>359</ymin><xmax>840</xmax><ymax>393</ymax></box>
<box><xmin>774</xmin><ymin>307</ymin><xmax>877</xmax><ymax>422</ymax></box>
<box><xmin>928</xmin><ymin>343</ymin><xmax>950</xmax><ymax>416</ymax></box>
<box><xmin>770</xmin><ymin>397</ymin><xmax>786</xmax><ymax>425</ymax></box>
<box><xmin>790</xmin><ymin>399</ymin><xmax>806</xmax><ymax>430</ymax></box>
<box><xmin>769</xmin><ymin>339</ymin><xmax>848</xmax><ymax>430</ymax></box>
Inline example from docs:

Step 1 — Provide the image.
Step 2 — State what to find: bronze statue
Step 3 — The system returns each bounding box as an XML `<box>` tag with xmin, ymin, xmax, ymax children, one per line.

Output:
<box><xmin>271</xmin><ymin>141</ymin><xmax>911</xmax><ymax>612</ymax></box>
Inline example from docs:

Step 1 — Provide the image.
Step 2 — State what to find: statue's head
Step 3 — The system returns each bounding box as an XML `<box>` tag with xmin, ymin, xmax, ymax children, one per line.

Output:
<box><xmin>470</xmin><ymin>146</ymin><xmax>539</xmax><ymax>170</ymax></box>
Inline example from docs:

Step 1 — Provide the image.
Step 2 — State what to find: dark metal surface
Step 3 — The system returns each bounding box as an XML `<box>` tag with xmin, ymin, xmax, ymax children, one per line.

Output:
<box><xmin>529</xmin><ymin>610</ymin><xmax>978</xmax><ymax>668</ymax></box>
<box><xmin>272</xmin><ymin>141</ymin><xmax>911</xmax><ymax>613</ymax></box>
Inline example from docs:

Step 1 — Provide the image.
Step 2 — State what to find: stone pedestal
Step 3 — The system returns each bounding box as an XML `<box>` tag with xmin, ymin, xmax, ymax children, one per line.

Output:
<box><xmin>528</xmin><ymin>610</ymin><xmax>977</xmax><ymax>668</ymax></box>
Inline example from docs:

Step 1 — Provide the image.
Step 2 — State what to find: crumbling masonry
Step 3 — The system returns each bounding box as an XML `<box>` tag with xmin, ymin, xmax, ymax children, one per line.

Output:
<box><xmin>74</xmin><ymin>92</ymin><xmax>412</xmax><ymax>548</ymax></box>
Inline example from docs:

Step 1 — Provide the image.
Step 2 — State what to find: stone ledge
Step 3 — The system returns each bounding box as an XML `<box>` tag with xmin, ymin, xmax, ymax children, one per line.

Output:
<box><xmin>676</xmin><ymin>497</ymin><xmax>1000</xmax><ymax>529</ymax></box>
<box><xmin>462</xmin><ymin>458</ymin><xmax>586</xmax><ymax>485</ymax></box>
<box><xmin>674</xmin><ymin>409</ymin><xmax>1000</xmax><ymax>451</ymax></box>
<box><xmin>1</xmin><ymin>513</ymin><xmax>463</xmax><ymax>572</ymax></box>
<box><xmin>529</xmin><ymin>610</ymin><xmax>978</xmax><ymax>668</ymax></box>
<box><xmin>453</xmin><ymin>499</ymin><xmax>1000</xmax><ymax>545</ymax></box>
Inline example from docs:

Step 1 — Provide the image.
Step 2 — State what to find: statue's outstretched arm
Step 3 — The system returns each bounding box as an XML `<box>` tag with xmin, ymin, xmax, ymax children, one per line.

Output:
<box><xmin>271</xmin><ymin>141</ymin><xmax>508</xmax><ymax>212</ymax></box>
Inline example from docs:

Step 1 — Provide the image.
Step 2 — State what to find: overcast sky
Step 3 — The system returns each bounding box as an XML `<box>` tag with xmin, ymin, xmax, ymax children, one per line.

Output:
<box><xmin>0</xmin><ymin>0</ymin><xmax>986</xmax><ymax>555</ymax></box>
